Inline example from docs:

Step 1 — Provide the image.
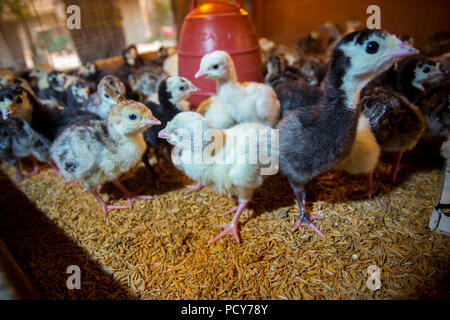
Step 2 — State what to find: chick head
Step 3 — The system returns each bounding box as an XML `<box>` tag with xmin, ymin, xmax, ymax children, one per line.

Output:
<box><xmin>0</xmin><ymin>85</ymin><xmax>33</xmax><ymax>121</ymax></box>
<box><xmin>108</xmin><ymin>100</ymin><xmax>160</xmax><ymax>136</ymax></box>
<box><xmin>164</xmin><ymin>76</ymin><xmax>199</xmax><ymax>104</ymax></box>
<box><xmin>334</xmin><ymin>29</ymin><xmax>419</xmax><ymax>81</ymax></box>
<box><xmin>266</xmin><ymin>54</ymin><xmax>289</xmax><ymax>78</ymax></box>
<box><xmin>71</xmin><ymin>79</ymin><xmax>90</xmax><ymax>102</ymax></box>
<box><xmin>0</xmin><ymin>69</ymin><xmax>14</xmax><ymax>86</ymax></box>
<box><xmin>195</xmin><ymin>50</ymin><xmax>236</xmax><ymax>81</ymax></box>
<box><xmin>130</xmin><ymin>67</ymin><xmax>163</xmax><ymax>97</ymax></box>
<box><xmin>158</xmin><ymin>111</ymin><xmax>212</xmax><ymax>147</ymax></box>
<box><xmin>47</xmin><ymin>71</ymin><xmax>71</xmax><ymax>92</ymax></box>
<box><xmin>123</xmin><ymin>45</ymin><xmax>139</xmax><ymax>66</ymax></box>
<box><xmin>98</xmin><ymin>75</ymin><xmax>126</xmax><ymax>106</ymax></box>
<box><xmin>29</xmin><ymin>64</ymin><xmax>52</xmax><ymax>79</ymax></box>
<box><xmin>412</xmin><ymin>59</ymin><xmax>444</xmax><ymax>90</ymax></box>
<box><xmin>78</xmin><ymin>61</ymin><xmax>97</xmax><ymax>77</ymax></box>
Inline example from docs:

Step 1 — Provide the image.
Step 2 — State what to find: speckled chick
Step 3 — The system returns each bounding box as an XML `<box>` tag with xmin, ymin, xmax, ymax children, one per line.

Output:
<box><xmin>84</xmin><ymin>75</ymin><xmax>126</xmax><ymax>119</ymax></box>
<box><xmin>195</xmin><ymin>50</ymin><xmax>281</xmax><ymax>127</ymax></box>
<box><xmin>51</xmin><ymin>100</ymin><xmax>160</xmax><ymax>219</ymax></box>
<box><xmin>278</xmin><ymin>29</ymin><xmax>418</xmax><ymax>237</ymax></box>
<box><xmin>158</xmin><ymin>111</ymin><xmax>279</xmax><ymax>243</ymax></box>
<box><xmin>361</xmin><ymin>87</ymin><xmax>425</xmax><ymax>181</ymax></box>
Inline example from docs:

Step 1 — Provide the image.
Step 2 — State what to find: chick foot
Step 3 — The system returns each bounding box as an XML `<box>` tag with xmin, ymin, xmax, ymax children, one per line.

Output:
<box><xmin>12</xmin><ymin>161</ymin><xmax>25</xmax><ymax>184</ymax></box>
<box><xmin>210</xmin><ymin>200</ymin><xmax>250</xmax><ymax>243</ymax></box>
<box><xmin>26</xmin><ymin>156</ymin><xmax>41</xmax><ymax>177</ymax></box>
<box><xmin>292</xmin><ymin>215</ymin><xmax>326</xmax><ymax>238</ymax></box>
<box><xmin>317</xmin><ymin>169</ymin><xmax>342</xmax><ymax>181</ymax></box>
<box><xmin>184</xmin><ymin>183</ymin><xmax>204</xmax><ymax>195</ymax></box>
<box><xmin>90</xmin><ymin>188</ymin><xmax>129</xmax><ymax>220</ymax></box>
<box><xmin>112</xmin><ymin>179</ymin><xmax>153</xmax><ymax>209</ymax></box>
<box><xmin>226</xmin><ymin>196</ymin><xmax>251</xmax><ymax>219</ymax></box>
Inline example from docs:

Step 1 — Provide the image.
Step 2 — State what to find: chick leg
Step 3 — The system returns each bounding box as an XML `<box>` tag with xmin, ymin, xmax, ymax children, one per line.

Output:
<box><xmin>112</xmin><ymin>179</ymin><xmax>153</xmax><ymax>209</ymax></box>
<box><xmin>388</xmin><ymin>151</ymin><xmax>403</xmax><ymax>182</ymax></box>
<box><xmin>89</xmin><ymin>188</ymin><xmax>128</xmax><ymax>220</ymax></box>
<box><xmin>317</xmin><ymin>169</ymin><xmax>343</xmax><ymax>181</ymax></box>
<box><xmin>184</xmin><ymin>183</ymin><xmax>204</xmax><ymax>195</ymax></box>
<box><xmin>289</xmin><ymin>183</ymin><xmax>325</xmax><ymax>238</ymax></box>
<box><xmin>226</xmin><ymin>196</ymin><xmax>250</xmax><ymax>219</ymax></box>
<box><xmin>27</xmin><ymin>155</ymin><xmax>41</xmax><ymax>176</ymax></box>
<box><xmin>12</xmin><ymin>161</ymin><xmax>25</xmax><ymax>184</ymax></box>
<box><xmin>352</xmin><ymin>171</ymin><xmax>378</xmax><ymax>199</ymax></box>
<box><xmin>210</xmin><ymin>199</ymin><xmax>250</xmax><ymax>243</ymax></box>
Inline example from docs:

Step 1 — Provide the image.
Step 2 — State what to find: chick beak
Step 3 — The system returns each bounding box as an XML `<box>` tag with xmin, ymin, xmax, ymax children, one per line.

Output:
<box><xmin>389</xmin><ymin>43</ymin><xmax>419</xmax><ymax>59</ymax></box>
<box><xmin>158</xmin><ymin>128</ymin><xmax>170</xmax><ymax>139</ymax></box>
<box><xmin>143</xmin><ymin>115</ymin><xmax>161</xmax><ymax>127</ymax></box>
<box><xmin>80</xmin><ymin>89</ymin><xmax>89</xmax><ymax>100</ymax></box>
<box><xmin>195</xmin><ymin>69</ymin><xmax>207</xmax><ymax>79</ymax></box>
<box><xmin>1</xmin><ymin>108</ymin><xmax>13</xmax><ymax>120</ymax></box>
<box><xmin>188</xmin><ymin>85</ymin><xmax>200</xmax><ymax>93</ymax></box>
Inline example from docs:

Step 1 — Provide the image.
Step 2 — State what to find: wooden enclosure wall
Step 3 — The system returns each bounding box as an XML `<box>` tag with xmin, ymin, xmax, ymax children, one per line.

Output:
<box><xmin>250</xmin><ymin>0</ymin><xmax>450</xmax><ymax>48</ymax></box>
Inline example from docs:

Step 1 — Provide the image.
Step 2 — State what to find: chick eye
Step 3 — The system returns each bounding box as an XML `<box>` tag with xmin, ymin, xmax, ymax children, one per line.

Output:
<box><xmin>104</xmin><ymin>93</ymin><xmax>110</xmax><ymax>99</ymax></box>
<box><xmin>365</xmin><ymin>41</ymin><xmax>379</xmax><ymax>54</ymax></box>
<box><xmin>212</xmin><ymin>64</ymin><xmax>219</xmax><ymax>70</ymax></box>
<box><xmin>179</xmin><ymin>86</ymin><xmax>185</xmax><ymax>91</ymax></box>
<box><xmin>128</xmin><ymin>113</ymin><xmax>137</xmax><ymax>121</ymax></box>
<box><xmin>16</xmin><ymin>96</ymin><xmax>23</xmax><ymax>104</ymax></box>
<box><xmin>423</xmin><ymin>66</ymin><xmax>430</xmax><ymax>73</ymax></box>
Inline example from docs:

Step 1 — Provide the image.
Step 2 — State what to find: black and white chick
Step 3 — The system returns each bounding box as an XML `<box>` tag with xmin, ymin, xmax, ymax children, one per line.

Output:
<box><xmin>83</xmin><ymin>75</ymin><xmax>126</xmax><ymax>119</ymax></box>
<box><xmin>141</xmin><ymin>76</ymin><xmax>199</xmax><ymax>174</ymax></box>
<box><xmin>51</xmin><ymin>100</ymin><xmax>160</xmax><ymax>219</ymax></box>
<box><xmin>395</xmin><ymin>55</ymin><xmax>445</xmax><ymax>104</ymax></box>
<box><xmin>361</xmin><ymin>87</ymin><xmax>425</xmax><ymax>182</ymax></box>
<box><xmin>278</xmin><ymin>29</ymin><xmax>418</xmax><ymax>237</ymax></box>
<box><xmin>66</xmin><ymin>78</ymin><xmax>90</xmax><ymax>109</ymax></box>
<box><xmin>38</xmin><ymin>71</ymin><xmax>71</xmax><ymax>105</ymax></box>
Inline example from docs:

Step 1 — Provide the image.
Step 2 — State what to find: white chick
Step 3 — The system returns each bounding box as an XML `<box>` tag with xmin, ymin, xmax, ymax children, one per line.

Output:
<box><xmin>158</xmin><ymin>112</ymin><xmax>279</xmax><ymax>243</ymax></box>
<box><xmin>195</xmin><ymin>50</ymin><xmax>281</xmax><ymax>127</ymax></box>
<box><xmin>196</xmin><ymin>95</ymin><xmax>236</xmax><ymax>129</ymax></box>
<box><xmin>51</xmin><ymin>100</ymin><xmax>161</xmax><ymax>219</ymax></box>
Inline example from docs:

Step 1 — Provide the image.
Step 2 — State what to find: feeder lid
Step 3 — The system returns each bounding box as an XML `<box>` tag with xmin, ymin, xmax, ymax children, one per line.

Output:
<box><xmin>186</xmin><ymin>1</ymin><xmax>248</xmax><ymax>19</ymax></box>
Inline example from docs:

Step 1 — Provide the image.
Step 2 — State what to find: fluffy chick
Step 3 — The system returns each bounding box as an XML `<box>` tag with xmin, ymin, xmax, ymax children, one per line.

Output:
<box><xmin>278</xmin><ymin>29</ymin><xmax>418</xmax><ymax>237</ymax></box>
<box><xmin>361</xmin><ymin>87</ymin><xmax>425</xmax><ymax>182</ymax></box>
<box><xmin>141</xmin><ymin>76</ymin><xmax>199</xmax><ymax>173</ymax></box>
<box><xmin>158</xmin><ymin>112</ymin><xmax>279</xmax><ymax>243</ymax></box>
<box><xmin>331</xmin><ymin>115</ymin><xmax>381</xmax><ymax>198</ymax></box>
<box><xmin>51</xmin><ymin>100</ymin><xmax>160</xmax><ymax>219</ymax></box>
<box><xmin>84</xmin><ymin>75</ymin><xmax>126</xmax><ymax>119</ymax></box>
<box><xmin>195</xmin><ymin>50</ymin><xmax>281</xmax><ymax>127</ymax></box>
<box><xmin>38</xmin><ymin>71</ymin><xmax>71</xmax><ymax>105</ymax></box>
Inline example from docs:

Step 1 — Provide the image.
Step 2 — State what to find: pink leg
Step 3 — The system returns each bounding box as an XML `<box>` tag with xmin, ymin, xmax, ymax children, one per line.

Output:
<box><xmin>112</xmin><ymin>179</ymin><xmax>153</xmax><ymax>209</ymax></box>
<box><xmin>389</xmin><ymin>151</ymin><xmax>403</xmax><ymax>182</ymax></box>
<box><xmin>317</xmin><ymin>169</ymin><xmax>343</xmax><ymax>181</ymax></box>
<box><xmin>27</xmin><ymin>155</ymin><xmax>41</xmax><ymax>176</ymax></box>
<box><xmin>89</xmin><ymin>188</ymin><xmax>129</xmax><ymax>220</ymax></box>
<box><xmin>210</xmin><ymin>200</ymin><xmax>250</xmax><ymax>243</ymax></box>
<box><xmin>352</xmin><ymin>171</ymin><xmax>378</xmax><ymax>199</ymax></box>
<box><xmin>292</xmin><ymin>215</ymin><xmax>326</xmax><ymax>238</ymax></box>
<box><xmin>12</xmin><ymin>161</ymin><xmax>25</xmax><ymax>184</ymax></box>
<box><xmin>184</xmin><ymin>183</ymin><xmax>204</xmax><ymax>195</ymax></box>
<box><xmin>227</xmin><ymin>196</ymin><xmax>250</xmax><ymax>219</ymax></box>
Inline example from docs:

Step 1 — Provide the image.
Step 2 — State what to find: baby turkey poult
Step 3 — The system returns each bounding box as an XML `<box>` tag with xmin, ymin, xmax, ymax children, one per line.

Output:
<box><xmin>84</xmin><ymin>75</ymin><xmax>126</xmax><ymax>119</ymax></box>
<box><xmin>51</xmin><ymin>100</ymin><xmax>161</xmax><ymax>219</ymax></box>
<box><xmin>158</xmin><ymin>112</ymin><xmax>279</xmax><ymax>243</ymax></box>
<box><xmin>195</xmin><ymin>50</ymin><xmax>281</xmax><ymax>127</ymax></box>
<box><xmin>278</xmin><ymin>29</ymin><xmax>418</xmax><ymax>237</ymax></box>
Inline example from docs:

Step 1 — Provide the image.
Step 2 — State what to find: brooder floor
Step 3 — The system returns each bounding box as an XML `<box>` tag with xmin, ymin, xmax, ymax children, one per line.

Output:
<box><xmin>0</xmin><ymin>156</ymin><xmax>449</xmax><ymax>300</ymax></box>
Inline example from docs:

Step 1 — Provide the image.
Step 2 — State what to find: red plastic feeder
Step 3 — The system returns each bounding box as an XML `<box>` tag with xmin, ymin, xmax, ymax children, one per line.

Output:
<box><xmin>178</xmin><ymin>0</ymin><xmax>263</xmax><ymax>107</ymax></box>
